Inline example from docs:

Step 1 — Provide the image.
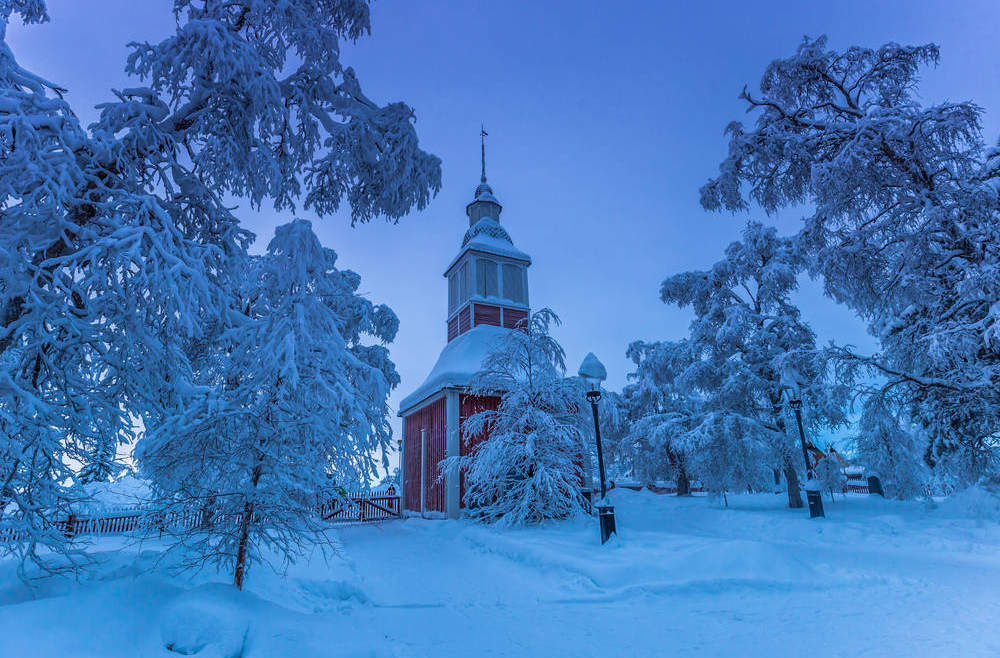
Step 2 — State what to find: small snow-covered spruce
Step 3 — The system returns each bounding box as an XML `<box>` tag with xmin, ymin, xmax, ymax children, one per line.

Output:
<box><xmin>702</xmin><ymin>36</ymin><xmax>1000</xmax><ymax>487</ymax></box>
<box><xmin>136</xmin><ymin>220</ymin><xmax>399</xmax><ymax>589</ymax></box>
<box><xmin>654</xmin><ymin>223</ymin><xmax>849</xmax><ymax>508</ymax></box>
<box><xmin>444</xmin><ymin>309</ymin><xmax>589</xmax><ymax>526</ymax></box>
<box><xmin>814</xmin><ymin>454</ymin><xmax>847</xmax><ymax>503</ymax></box>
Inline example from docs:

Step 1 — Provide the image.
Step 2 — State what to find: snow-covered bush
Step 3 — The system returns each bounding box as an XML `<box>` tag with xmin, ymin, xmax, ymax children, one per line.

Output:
<box><xmin>445</xmin><ymin>309</ymin><xmax>589</xmax><ymax>526</ymax></box>
<box><xmin>137</xmin><ymin>220</ymin><xmax>400</xmax><ymax>589</ymax></box>
<box><xmin>814</xmin><ymin>456</ymin><xmax>847</xmax><ymax>501</ymax></box>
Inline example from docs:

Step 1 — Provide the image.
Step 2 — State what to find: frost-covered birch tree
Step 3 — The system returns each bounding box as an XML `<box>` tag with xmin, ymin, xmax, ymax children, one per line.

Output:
<box><xmin>137</xmin><ymin>220</ymin><xmax>399</xmax><ymax>589</ymax></box>
<box><xmin>1</xmin><ymin>0</ymin><xmax>438</xmax><ymax>566</ymax></box>
<box><xmin>0</xmin><ymin>2</ymin><xmax>245</xmax><ymax>567</ymax></box>
<box><xmin>702</xmin><ymin>36</ymin><xmax>1000</xmax><ymax>487</ymax></box>
<box><xmin>652</xmin><ymin>223</ymin><xmax>849</xmax><ymax>507</ymax></box>
<box><xmin>446</xmin><ymin>309</ymin><xmax>589</xmax><ymax>526</ymax></box>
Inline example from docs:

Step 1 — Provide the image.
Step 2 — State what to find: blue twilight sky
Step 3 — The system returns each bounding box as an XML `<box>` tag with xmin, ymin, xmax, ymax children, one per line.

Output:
<box><xmin>8</xmin><ymin>1</ymin><xmax>1000</xmax><ymax>455</ymax></box>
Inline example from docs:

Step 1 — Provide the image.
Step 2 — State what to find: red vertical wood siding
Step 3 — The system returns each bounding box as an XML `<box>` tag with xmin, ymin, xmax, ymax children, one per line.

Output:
<box><xmin>458</xmin><ymin>394</ymin><xmax>502</xmax><ymax>506</ymax></box>
<box><xmin>403</xmin><ymin>396</ymin><xmax>448</xmax><ymax>513</ymax></box>
<box><xmin>473</xmin><ymin>303</ymin><xmax>501</xmax><ymax>327</ymax></box>
<box><xmin>458</xmin><ymin>305</ymin><xmax>471</xmax><ymax>334</ymax></box>
<box><xmin>447</xmin><ymin>315</ymin><xmax>459</xmax><ymax>342</ymax></box>
<box><xmin>502</xmin><ymin>308</ymin><xmax>528</xmax><ymax>329</ymax></box>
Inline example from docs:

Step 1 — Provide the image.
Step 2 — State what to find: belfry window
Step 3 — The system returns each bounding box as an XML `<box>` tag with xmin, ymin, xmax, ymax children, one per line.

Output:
<box><xmin>449</xmin><ymin>259</ymin><xmax>472</xmax><ymax>314</ymax></box>
<box><xmin>502</xmin><ymin>264</ymin><xmax>525</xmax><ymax>304</ymax></box>
<box><xmin>476</xmin><ymin>258</ymin><xmax>498</xmax><ymax>298</ymax></box>
<box><xmin>460</xmin><ymin>260</ymin><xmax>471</xmax><ymax>302</ymax></box>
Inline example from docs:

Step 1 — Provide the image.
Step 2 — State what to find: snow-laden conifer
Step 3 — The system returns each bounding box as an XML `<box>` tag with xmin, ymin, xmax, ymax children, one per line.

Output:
<box><xmin>137</xmin><ymin>220</ymin><xmax>399</xmax><ymax>589</ymax></box>
<box><xmin>446</xmin><ymin>309</ymin><xmax>589</xmax><ymax>526</ymax></box>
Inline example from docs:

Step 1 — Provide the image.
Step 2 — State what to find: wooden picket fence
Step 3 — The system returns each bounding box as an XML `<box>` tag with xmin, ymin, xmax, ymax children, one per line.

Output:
<box><xmin>318</xmin><ymin>490</ymin><xmax>401</xmax><ymax>523</ymax></box>
<box><xmin>0</xmin><ymin>488</ymin><xmax>401</xmax><ymax>544</ymax></box>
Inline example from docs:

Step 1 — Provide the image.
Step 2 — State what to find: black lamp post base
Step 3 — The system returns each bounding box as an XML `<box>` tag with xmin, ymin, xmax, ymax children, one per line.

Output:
<box><xmin>598</xmin><ymin>505</ymin><xmax>616</xmax><ymax>544</ymax></box>
<box><xmin>806</xmin><ymin>490</ymin><xmax>825</xmax><ymax>518</ymax></box>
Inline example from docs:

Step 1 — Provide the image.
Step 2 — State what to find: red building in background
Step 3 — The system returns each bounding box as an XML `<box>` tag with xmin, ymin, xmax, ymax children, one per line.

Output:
<box><xmin>397</xmin><ymin>157</ymin><xmax>531</xmax><ymax>518</ymax></box>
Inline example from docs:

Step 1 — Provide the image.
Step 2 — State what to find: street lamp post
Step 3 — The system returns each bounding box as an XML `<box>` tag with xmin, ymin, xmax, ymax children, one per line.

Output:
<box><xmin>579</xmin><ymin>352</ymin><xmax>616</xmax><ymax>544</ymax></box>
<box><xmin>787</xmin><ymin>388</ymin><xmax>824</xmax><ymax>519</ymax></box>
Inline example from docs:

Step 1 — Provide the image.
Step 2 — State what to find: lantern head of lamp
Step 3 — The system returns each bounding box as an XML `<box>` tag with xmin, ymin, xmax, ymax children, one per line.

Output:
<box><xmin>784</xmin><ymin>382</ymin><xmax>803</xmax><ymax>410</ymax></box>
<box><xmin>578</xmin><ymin>352</ymin><xmax>607</xmax><ymax>404</ymax></box>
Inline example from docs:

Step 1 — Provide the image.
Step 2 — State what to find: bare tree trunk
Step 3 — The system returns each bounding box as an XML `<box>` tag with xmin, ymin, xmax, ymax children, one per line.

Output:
<box><xmin>783</xmin><ymin>457</ymin><xmax>803</xmax><ymax>508</ymax></box>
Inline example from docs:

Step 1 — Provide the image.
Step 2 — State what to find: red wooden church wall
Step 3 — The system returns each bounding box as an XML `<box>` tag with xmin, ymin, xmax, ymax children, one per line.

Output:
<box><xmin>403</xmin><ymin>396</ymin><xmax>447</xmax><ymax>513</ymax></box>
<box><xmin>502</xmin><ymin>308</ymin><xmax>527</xmax><ymax>329</ymax></box>
<box><xmin>458</xmin><ymin>394</ymin><xmax>502</xmax><ymax>505</ymax></box>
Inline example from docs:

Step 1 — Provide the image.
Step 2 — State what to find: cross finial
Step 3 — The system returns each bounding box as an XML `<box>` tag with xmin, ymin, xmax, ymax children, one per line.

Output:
<box><xmin>480</xmin><ymin>124</ymin><xmax>488</xmax><ymax>183</ymax></box>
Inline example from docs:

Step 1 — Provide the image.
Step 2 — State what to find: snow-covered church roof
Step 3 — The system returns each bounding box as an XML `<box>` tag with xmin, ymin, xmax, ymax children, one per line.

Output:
<box><xmin>399</xmin><ymin>324</ymin><xmax>508</xmax><ymax>413</ymax></box>
<box><xmin>445</xmin><ymin>217</ymin><xmax>531</xmax><ymax>274</ymax></box>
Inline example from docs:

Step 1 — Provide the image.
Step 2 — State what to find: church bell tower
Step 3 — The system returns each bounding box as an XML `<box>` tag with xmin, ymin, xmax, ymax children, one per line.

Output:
<box><xmin>397</xmin><ymin>131</ymin><xmax>533</xmax><ymax>519</ymax></box>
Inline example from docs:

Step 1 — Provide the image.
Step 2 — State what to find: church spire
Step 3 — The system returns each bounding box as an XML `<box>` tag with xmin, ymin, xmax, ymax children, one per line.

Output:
<box><xmin>466</xmin><ymin>125</ymin><xmax>502</xmax><ymax>226</ymax></box>
<box><xmin>481</xmin><ymin>125</ymin><xmax>488</xmax><ymax>183</ymax></box>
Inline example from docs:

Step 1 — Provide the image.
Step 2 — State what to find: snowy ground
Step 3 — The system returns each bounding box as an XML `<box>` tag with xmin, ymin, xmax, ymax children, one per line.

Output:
<box><xmin>1</xmin><ymin>489</ymin><xmax>999</xmax><ymax>657</ymax></box>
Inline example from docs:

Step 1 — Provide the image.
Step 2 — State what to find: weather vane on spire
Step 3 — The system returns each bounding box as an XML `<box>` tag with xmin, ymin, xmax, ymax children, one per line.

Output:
<box><xmin>480</xmin><ymin>124</ymin><xmax>488</xmax><ymax>183</ymax></box>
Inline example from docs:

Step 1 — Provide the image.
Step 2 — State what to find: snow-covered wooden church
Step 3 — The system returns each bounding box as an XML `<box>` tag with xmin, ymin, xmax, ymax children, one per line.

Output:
<box><xmin>398</xmin><ymin>151</ymin><xmax>531</xmax><ymax>518</ymax></box>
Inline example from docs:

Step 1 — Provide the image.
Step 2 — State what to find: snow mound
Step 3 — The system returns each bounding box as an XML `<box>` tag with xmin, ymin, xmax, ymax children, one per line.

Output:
<box><xmin>934</xmin><ymin>478</ymin><xmax>1000</xmax><ymax>522</ymax></box>
<box><xmin>160</xmin><ymin>585</ymin><xmax>250</xmax><ymax>658</ymax></box>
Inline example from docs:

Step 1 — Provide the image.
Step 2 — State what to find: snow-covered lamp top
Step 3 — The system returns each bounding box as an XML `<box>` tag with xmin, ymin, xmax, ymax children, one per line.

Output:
<box><xmin>578</xmin><ymin>352</ymin><xmax>607</xmax><ymax>390</ymax></box>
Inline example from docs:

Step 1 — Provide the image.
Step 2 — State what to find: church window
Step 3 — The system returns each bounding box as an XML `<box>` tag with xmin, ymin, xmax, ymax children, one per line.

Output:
<box><xmin>476</xmin><ymin>258</ymin><xmax>498</xmax><ymax>297</ymax></box>
<box><xmin>502</xmin><ymin>264</ymin><xmax>525</xmax><ymax>303</ymax></box>
<box><xmin>448</xmin><ymin>272</ymin><xmax>459</xmax><ymax>313</ymax></box>
<box><xmin>460</xmin><ymin>260</ymin><xmax>471</xmax><ymax>304</ymax></box>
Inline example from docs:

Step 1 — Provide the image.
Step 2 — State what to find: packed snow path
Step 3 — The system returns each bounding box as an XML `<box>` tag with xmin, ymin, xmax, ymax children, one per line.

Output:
<box><xmin>342</xmin><ymin>492</ymin><xmax>1000</xmax><ymax>656</ymax></box>
<box><xmin>1</xmin><ymin>490</ymin><xmax>998</xmax><ymax>657</ymax></box>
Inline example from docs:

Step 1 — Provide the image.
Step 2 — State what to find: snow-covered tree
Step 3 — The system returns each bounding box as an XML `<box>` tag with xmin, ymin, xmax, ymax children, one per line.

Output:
<box><xmin>814</xmin><ymin>455</ymin><xmax>847</xmax><ymax>502</ymax></box>
<box><xmin>96</xmin><ymin>0</ymin><xmax>441</xmax><ymax>225</ymax></box>
<box><xmin>702</xmin><ymin>36</ymin><xmax>1000</xmax><ymax>487</ymax></box>
<box><xmin>622</xmin><ymin>340</ymin><xmax>702</xmax><ymax>493</ymax></box>
<box><xmin>1</xmin><ymin>0</ymin><xmax>438</xmax><ymax>568</ymax></box>
<box><xmin>0</xmin><ymin>3</ymin><xmax>245</xmax><ymax>567</ymax></box>
<box><xmin>623</xmin><ymin>340</ymin><xmax>775</xmax><ymax>500</ymax></box>
<box><xmin>445</xmin><ymin>309</ymin><xmax>589</xmax><ymax>526</ymax></box>
<box><xmin>137</xmin><ymin>220</ymin><xmax>399</xmax><ymax>589</ymax></box>
<box><xmin>853</xmin><ymin>395</ymin><xmax>929</xmax><ymax>499</ymax></box>
<box><xmin>652</xmin><ymin>223</ymin><xmax>849</xmax><ymax>507</ymax></box>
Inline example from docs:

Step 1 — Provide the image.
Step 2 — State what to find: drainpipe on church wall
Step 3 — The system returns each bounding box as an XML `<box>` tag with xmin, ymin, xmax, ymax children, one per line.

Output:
<box><xmin>420</xmin><ymin>428</ymin><xmax>427</xmax><ymax>518</ymax></box>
